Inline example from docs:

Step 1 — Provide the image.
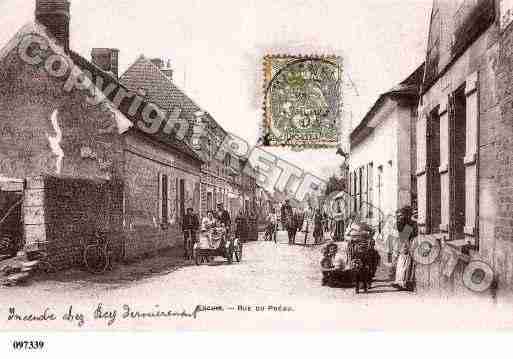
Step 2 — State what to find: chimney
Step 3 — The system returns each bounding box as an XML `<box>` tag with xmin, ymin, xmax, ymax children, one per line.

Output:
<box><xmin>35</xmin><ymin>0</ymin><xmax>71</xmax><ymax>52</ymax></box>
<box><xmin>91</xmin><ymin>48</ymin><xmax>120</xmax><ymax>78</ymax></box>
<box><xmin>151</xmin><ymin>58</ymin><xmax>173</xmax><ymax>80</ymax></box>
<box><xmin>150</xmin><ymin>58</ymin><xmax>164</xmax><ymax>69</ymax></box>
<box><xmin>161</xmin><ymin>60</ymin><xmax>173</xmax><ymax>80</ymax></box>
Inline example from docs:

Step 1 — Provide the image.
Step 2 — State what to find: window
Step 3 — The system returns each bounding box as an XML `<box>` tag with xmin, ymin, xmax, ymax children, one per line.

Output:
<box><xmin>367</xmin><ymin>163</ymin><xmax>374</xmax><ymax>219</ymax></box>
<box><xmin>352</xmin><ymin>171</ymin><xmax>357</xmax><ymax>213</ymax></box>
<box><xmin>179</xmin><ymin>179</ymin><xmax>186</xmax><ymax>221</ymax></box>
<box><xmin>358</xmin><ymin>167</ymin><xmax>363</xmax><ymax>211</ymax></box>
<box><xmin>419</xmin><ymin>72</ymin><xmax>479</xmax><ymax>246</ymax></box>
<box><xmin>427</xmin><ymin>109</ymin><xmax>441</xmax><ymax>233</ymax></box>
<box><xmin>158</xmin><ymin>173</ymin><xmax>170</xmax><ymax>224</ymax></box>
<box><xmin>377</xmin><ymin>166</ymin><xmax>384</xmax><ymax>233</ymax></box>
<box><xmin>449</xmin><ymin>87</ymin><xmax>467</xmax><ymax>241</ymax></box>
<box><xmin>207</xmin><ymin>192</ymin><xmax>213</xmax><ymax>212</ymax></box>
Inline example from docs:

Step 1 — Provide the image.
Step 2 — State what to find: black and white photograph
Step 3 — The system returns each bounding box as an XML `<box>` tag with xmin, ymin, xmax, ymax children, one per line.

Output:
<box><xmin>1</xmin><ymin>0</ymin><xmax>513</xmax><ymax>356</ymax></box>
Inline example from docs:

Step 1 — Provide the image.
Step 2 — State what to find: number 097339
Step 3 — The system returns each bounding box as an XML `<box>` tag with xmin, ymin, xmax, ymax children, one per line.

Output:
<box><xmin>12</xmin><ymin>340</ymin><xmax>45</xmax><ymax>351</ymax></box>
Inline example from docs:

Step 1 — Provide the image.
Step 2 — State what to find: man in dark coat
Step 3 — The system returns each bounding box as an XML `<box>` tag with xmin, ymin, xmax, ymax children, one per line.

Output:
<box><xmin>215</xmin><ymin>203</ymin><xmax>231</xmax><ymax>231</ymax></box>
<box><xmin>281</xmin><ymin>200</ymin><xmax>294</xmax><ymax>244</ymax></box>
<box><xmin>182</xmin><ymin>207</ymin><xmax>200</xmax><ymax>259</ymax></box>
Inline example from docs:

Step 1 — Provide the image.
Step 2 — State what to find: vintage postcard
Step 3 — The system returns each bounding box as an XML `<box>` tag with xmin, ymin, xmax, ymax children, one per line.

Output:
<box><xmin>2</xmin><ymin>0</ymin><xmax>513</xmax><ymax>353</ymax></box>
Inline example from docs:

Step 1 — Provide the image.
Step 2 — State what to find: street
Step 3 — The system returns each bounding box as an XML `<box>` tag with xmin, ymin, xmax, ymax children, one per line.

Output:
<box><xmin>0</xmin><ymin>231</ymin><xmax>503</xmax><ymax>330</ymax></box>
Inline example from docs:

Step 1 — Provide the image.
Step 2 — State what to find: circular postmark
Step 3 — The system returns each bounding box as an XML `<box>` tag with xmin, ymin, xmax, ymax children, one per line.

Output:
<box><xmin>263</xmin><ymin>56</ymin><xmax>342</xmax><ymax>148</ymax></box>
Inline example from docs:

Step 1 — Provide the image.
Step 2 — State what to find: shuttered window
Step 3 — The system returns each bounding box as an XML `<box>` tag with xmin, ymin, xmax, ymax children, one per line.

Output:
<box><xmin>167</xmin><ymin>176</ymin><xmax>173</xmax><ymax>224</ymax></box>
<box><xmin>158</xmin><ymin>173</ymin><xmax>169</xmax><ymax>224</ymax></box>
<box><xmin>464</xmin><ymin>72</ymin><xmax>479</xmax><ymax>242</ymax></box>
<box><xmin>368</xmin><ymin>163</ymin><xmax>374</xmax><ymax>219</ymax></box>
<box><xmin>361</xmin><ymin>165</ymin><xmax>367</xmax><ymax>216</ymax></box>
<box><xmin>416</xmin><ymin>109</ymin><xmax>428</xmax><ymax>233</ymax></box>
<box><xmin>439</xmin><ymin>96</ymin><xmax>450</xmax><ymax>234</ymax></box>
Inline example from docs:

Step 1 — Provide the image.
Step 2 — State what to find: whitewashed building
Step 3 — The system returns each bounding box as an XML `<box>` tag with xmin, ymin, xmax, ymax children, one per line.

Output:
<box><xmin>348</xmin><ymin>65</ymin><xmax>423</xmax><ymax>253</ymax></box>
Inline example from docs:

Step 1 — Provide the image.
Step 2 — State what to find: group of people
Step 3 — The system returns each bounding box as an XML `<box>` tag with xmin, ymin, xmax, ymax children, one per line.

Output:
<box><xmin>320</xmin><ymin>205</ymin><xmax>418</xmax><ymax>293</ymax></box>
<box><xmin>265</xmin><ymin>200</ymin><xmax>333</xmax><ymax>245</ymax></box>
<box><xmin>321</xmin><ymin>223</ymin><xmax>380</xmax><ymax>294</ymax></box>
<box><xmin>181</xmin><ymin>203</ymin><xmax>231</xmax><ymax>259</ymax></box>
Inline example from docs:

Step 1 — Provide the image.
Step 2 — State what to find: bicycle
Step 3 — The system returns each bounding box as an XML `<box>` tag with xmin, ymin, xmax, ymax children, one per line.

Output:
<box><xmin>82</xmin><ymin>231</ymin><xmax>114</xmax><ymax>274</ymax></box>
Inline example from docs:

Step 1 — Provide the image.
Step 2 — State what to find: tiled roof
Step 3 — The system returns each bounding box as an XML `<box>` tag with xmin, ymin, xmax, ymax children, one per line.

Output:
<box><xmin>120</xmin><ymin>56</ymin><xmax>202</xmax><ymax>120</ymax></box>
<box><xmin>120</xmin><ymin>56</ymin><xmax>229</xmax><ymax>143</ymax></box>
<box><xmin>68</xmin><ymin>51</ymin><xmax>203</xmax><ymax>163</ymax></box>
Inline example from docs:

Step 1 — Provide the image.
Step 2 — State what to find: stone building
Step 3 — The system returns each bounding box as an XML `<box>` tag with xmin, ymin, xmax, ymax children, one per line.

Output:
<box><xmin>348</xmin><ymin>65</ymin><xmax>422</xmax><ymax>255</ymax></box>
<box><xmin>120</xmin><ymin>56</ymin><xmax>257</xmax><ymax>221</ymax></box>
<box><xmin>0</xmin><ymin>0</ymin><xmax>204</xmax><ymax>267</ymax></box>
<box><xmin>415</xmin><ymin>0</ymin><xmax>513</xmax><ymax>301</ymax></box>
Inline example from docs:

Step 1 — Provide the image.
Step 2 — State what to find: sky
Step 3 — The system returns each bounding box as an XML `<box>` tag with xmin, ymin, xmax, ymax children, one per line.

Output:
<box><xmin>0</xmin><ymin>0</ymin><xmax>432</xmax><ymax>179</ymax></box>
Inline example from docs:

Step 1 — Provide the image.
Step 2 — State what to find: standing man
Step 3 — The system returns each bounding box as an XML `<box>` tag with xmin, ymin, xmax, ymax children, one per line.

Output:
<box><xmin>215</xmin><ymin>202</ymin><xmax>231</xmax><ymax>232</ymax></box>
<box><xmin>281</xmin><ymin>199</ymin><xmax>294</xmax><ymax>245</ymax></box>
<box><xmin>182</xmin><ymin>207</ymin><xmax>200</xmax><ymax>259</ymax></box>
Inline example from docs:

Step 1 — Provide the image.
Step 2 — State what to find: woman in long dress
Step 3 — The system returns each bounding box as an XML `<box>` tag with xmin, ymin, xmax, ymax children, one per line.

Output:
<box><xmin>393</xmin><ymin>206</ymin><xmax>417</xmax><ymax>290</ymax></box>
<box><xmin>201</xmin><ymin>211</ymin><xmax>217</xmax><ymax>248</ymax></box>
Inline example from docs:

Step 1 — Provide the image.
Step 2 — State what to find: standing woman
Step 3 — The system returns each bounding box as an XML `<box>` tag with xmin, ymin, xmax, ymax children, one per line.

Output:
<box><xmin>393</xmin><ymin>206</ymin><xmax>418</xmax><ymax>291</ymax></box>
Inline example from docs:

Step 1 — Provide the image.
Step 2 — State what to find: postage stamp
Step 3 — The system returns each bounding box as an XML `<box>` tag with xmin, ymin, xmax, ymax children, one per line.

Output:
<box><xmin>262</xmin><ymin>55</ymin><xmax>343</xmax><ymax>149</ymax></box>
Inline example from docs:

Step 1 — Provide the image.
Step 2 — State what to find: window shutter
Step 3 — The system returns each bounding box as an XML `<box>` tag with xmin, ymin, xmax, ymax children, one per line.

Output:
<box><xmin>361</xmin><ymin>165</ymin><xmax>368</xmax><ymax>217</ymax></box>
<box><xmin>158</xmin><ymin>173</ymin><xmax>163</xmax><ymax>223</ymax></box>
<box><xmin>175</xmin><ymin>178</ymin><xmax>180</xmax><ymax>225</ymax></box>
<box><xmin>348</xmin><ymin>172</ymin><xmax>353</xmax><ymax>213</ymax></box>
<box><xmin>439</xmin><ymin>96</ymin><xmax>450</xmax><ymax>234</ymax></box>
<box><xmin>416</xmin><ymin>108</ymin><xmax>428</xmax><ymax>233</ymax></box>
<box><xmin>464</xmin><ymin>72</ymin><xmax>479</xmax><ymax>242</ymax></box>
<box><xmin>167</xmin><ymin>176</ymin><xmax>173</xmax><ymax>224</ymax></box>
<box><xmin>368</xmin><ymin>163</ymin><xmax>374</xmax><ymax>218</ymax></box>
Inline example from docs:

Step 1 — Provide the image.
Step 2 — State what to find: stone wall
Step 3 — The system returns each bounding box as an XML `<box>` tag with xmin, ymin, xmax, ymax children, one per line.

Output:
<box><xmin>0</xmin><ymin>35</ymin><xmax>124</xmax><ymax>182</ymax></box>
<box><xmin>123</xmin><ymin>133</ymin><xmax>202</xmax><ymax>261</ymax></box>
<box><xmin>24</xmin><ymin>176</ymin><xmax>123</xmax><ymax>269</ymax></box>
<box><xmin>416</xmin><ymin>15</ymin><xmax>513</xmax><ymax>302</ymax></box>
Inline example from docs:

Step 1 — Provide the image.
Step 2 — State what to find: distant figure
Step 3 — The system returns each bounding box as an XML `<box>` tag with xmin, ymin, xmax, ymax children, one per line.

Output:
<box><xmin>281</xmin><ymin>200</ymin><xmax>294</xmax><ymax>245</ymax></box>
<box><xmin>292</xmin><ymin>209</ymin><xmax>304</xmax><ymax>243</ymax></box>
<box><xmin>265</xmin><ymin>208</ymin><xmax>278</xmax><ymax>242</ymax></box>
<box><xmin>182</xmin><ymin>207</ymin><xmax>200</xmax><ymax>259</ymax></box>
<box><xmin>235</xmin><ymin>209</ymin><xmax>247</xmax><ymax>243</ymax></box>
<box><xmin>313</xmin><ymin>208</ymin><xmax>324</xmax><ymax>244</ymax></box>
<box><xmin>333</xmin><ymin>201</ymin><xmax>345</xmax><ymax>242</ymax></box>
<box><xmin>367</xmin><ymin>240</ymin><xmax>381</xmax><ymax>282</ymax></box>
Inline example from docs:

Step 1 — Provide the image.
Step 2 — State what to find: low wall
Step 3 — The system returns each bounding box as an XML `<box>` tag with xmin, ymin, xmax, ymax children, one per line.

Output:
<box><xmin>25</xmin><ymin>176</ymin><xmax>124</xmax><ymax>269</ymax></box>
